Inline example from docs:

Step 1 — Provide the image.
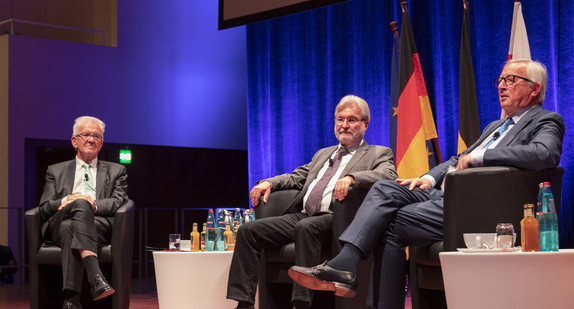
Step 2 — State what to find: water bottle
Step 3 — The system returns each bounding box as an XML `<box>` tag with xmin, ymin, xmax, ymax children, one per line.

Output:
<box><xmin>233</xmin><ymin>208</ymin><xmax>243</xmax><ymax>232</ymax></box>
<box><xmin>224</xmin><ymin>210</ymin><xmax>233</xmax><ymax>228</ymax></box>
<box><xmin>243</xmin><ymin>209</ymin><xmax>252</xmax><ymax>223</ymax></box>
<box><xmin>216</xmin><ymin>209</ymin><xmax>226</xmax><ymax>251</ymax></box>
<box><xmin>249</xmin><ymin>208</ymin><xmax>256</xmax><ymax>221</ymax></box>
<box><xmin>536</xmin><ymin>182</ymin><xmax>559</xmax><ymax>251</ymax></box>
<box><xmin>206</xmin><ymin>209</ymin><xmax>216</xmax><ymax>251</ymax></box>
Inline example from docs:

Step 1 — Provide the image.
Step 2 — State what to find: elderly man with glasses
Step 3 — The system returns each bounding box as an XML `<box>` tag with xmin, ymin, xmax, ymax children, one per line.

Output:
<box><xmin>39</xmin><ymin>116</ymin><xmax>128</xmax><ymax>309</ymax></box>
<box><xmin>227</xmin><ymin>95</ymin><xmax>398</xmax><ymax>309</ymax></box>
<box><xmin>289</xmin><ymin>59</ymin><xmax>564</xmax><ymax>309</ymax></box>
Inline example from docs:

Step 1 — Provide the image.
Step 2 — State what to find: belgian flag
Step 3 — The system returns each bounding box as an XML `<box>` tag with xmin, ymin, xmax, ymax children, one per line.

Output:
<box><xmin>395</xmin><ymin>3</ymin><xmax>442</xmax><ymax>179</ymax></box>
<box><xmin>457</xmin><ymin>0</ymin><xmax>480</xmax><ymax>154</ymax></box>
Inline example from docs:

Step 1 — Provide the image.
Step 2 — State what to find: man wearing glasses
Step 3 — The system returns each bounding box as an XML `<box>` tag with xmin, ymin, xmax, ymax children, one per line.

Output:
<box><xmin>39</xmin><ymin>116</ymin><xmax>128</xmax><ymax>309</ymax></box>
<box><xmin>227</xmin><ymin>95</ymin><xmax>398</xmax><ymax>309</ymax></box>
<box><xmin>289</xmin><ymin>59</ymin><xmax>564</xmax><ymax>309</ymax></box>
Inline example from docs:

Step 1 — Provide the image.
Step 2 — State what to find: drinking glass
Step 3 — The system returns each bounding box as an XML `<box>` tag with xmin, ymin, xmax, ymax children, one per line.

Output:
<box><xmin>169</xmin><ymin>233</ymin><xmax>181</xmax><ymax>251</ymax></box>
<box><xmin>496</xmin><ymin>223</ymin><xmax>514</xmax><ymax>249</ymax></box>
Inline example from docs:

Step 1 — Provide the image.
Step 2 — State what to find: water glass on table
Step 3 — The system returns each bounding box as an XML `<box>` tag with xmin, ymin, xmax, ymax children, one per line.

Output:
<box><xmin>169</xmin><ymin>233</ymin><xmax>181</xmax><ymax>251</ymax></box>
<box><xmin>495</xmin><ymin>223</ymin><xmax>514</xmax><ymax>249</ymax></box>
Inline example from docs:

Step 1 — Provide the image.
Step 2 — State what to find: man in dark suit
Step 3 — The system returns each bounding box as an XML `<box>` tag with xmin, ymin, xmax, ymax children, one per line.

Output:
<box><xmin>227</xmin><ymin>95</ymin><xmax>398</xmax><ymax>309</ymax></box>
<box><xmin>39</xmin><ymin>116</ymin><xmax>128</xmax><ymax>309</ymax></box>
<box><xmin>289</xmin><ymin>60</ymin><xmax>565</xmax><ymax>309</ymax></box>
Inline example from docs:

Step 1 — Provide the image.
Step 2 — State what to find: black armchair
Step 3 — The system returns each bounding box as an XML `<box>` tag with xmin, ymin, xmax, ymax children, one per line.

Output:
<box><xmin>26</xmin><ymin>199</ymin><xmax>135</xmax><ymax>309</ymax></box>
<box><xmin>255</xmin><ymin>187</ymin><xmax>373</xmax><ymax>309</ymax></box>
<box><xmin>409</xmin><ymin>167</ymin><xmax>564</xmax><ymax>309</ymax></box>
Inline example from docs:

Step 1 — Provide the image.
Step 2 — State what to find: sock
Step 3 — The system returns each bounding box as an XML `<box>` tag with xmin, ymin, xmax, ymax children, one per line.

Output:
<box><xmin>82</xmin><ymin>255</ymin><xmax>103</xmax><ymax>283</ymax></box>
<box><xmin>236</xmin><ymin>301</ymin><xmax>254</xmax><ymax>308</ymax></box>
<box><xmin>64</xmin><ymin>290</ymin><xmax>81</xmax><ymax>306</ymax></box>
<box><xmin>326</xmin><ymin>243</ymin><xmax>362</xmax><ymax>273</ymax></box>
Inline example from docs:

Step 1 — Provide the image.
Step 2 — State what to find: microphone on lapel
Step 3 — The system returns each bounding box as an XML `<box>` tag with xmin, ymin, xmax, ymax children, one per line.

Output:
<box><xmin>328</xmin><ymin>158</ymin><xmax>334</xmax><ymax>167</ymax></box>
<box><xmin>492</xmin><ymin>131</ymin><xmax>500</xmax><ymax>140</ymax></box>
<box><xmin>85</xmin><ymin>174</ymin><xmax>89</xmax><ymax>181</ymax></box>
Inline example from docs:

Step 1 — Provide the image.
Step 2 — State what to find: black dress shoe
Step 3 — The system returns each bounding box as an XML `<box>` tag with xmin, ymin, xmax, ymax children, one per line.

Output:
<box><xmin>288</xmin><ymin>261</ymin><xmax>357</xmax><ymax>298</ymax></box>
<box><xmin>90</xmin><ymin>274</ymin><xmax>115</xmax><ymax>300</ymax></box>
<box><xmin>62</xmin><ymin>300</ymin><xmax>82</xmax><ymax>309</ymax></box>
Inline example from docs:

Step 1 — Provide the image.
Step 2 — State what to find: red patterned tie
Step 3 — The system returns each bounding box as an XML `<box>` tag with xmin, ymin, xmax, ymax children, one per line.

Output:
<box><xmin>304</xmin><ymin>147</ymin><xmax>349</xmax><ymax>216</ymax></box>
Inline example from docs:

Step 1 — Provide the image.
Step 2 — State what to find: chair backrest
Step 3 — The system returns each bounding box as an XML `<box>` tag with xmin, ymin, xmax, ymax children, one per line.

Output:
<box><xmin>443</xmin><ymin>166</ymin><xmax>564</xmax><ymax>251</ymax></box>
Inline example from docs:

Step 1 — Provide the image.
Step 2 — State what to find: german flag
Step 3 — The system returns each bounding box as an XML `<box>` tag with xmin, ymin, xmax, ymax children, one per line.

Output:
<box><xmin>389</xmin><ymin>21</ymin><xmax>400</xmax><ymax>158</ymax></box>
<box><xmin>457</xmin><ymin>0</ymin><xmax>480</xmax><ymax>154</ymax></box>
<box><xmin>395</xmin><ymin>4</ymin><xmax>441</xmax><ymax>179</ymax></box>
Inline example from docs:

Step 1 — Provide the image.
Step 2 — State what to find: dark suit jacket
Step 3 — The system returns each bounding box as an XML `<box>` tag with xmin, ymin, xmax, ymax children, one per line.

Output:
<box><xmin>39</xmin><ymin>159</ymin><xmax>129</xmax><ymax>225</ymax></box>
<box><xmin>262</xmin><ymin>141</ymin><xmax>398</xmax><ymax>214</ymax></box>
<box><xmin>428</xmin><ymin>104</ymin><xmax>564</xmax><ymax>185</ymax></box>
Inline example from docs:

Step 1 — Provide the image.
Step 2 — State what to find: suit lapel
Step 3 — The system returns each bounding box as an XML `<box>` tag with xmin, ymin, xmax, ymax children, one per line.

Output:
<box><xmin>307</xmin><ymin>146</ymin><xmax>337</xmax><ymax>181</ymax></box>
<box><xmin>341</xmin><ymin>141</ymin><xmax>370</xmax><ymax>175</ymax></box>
<box><xmin>465</xmin><ymin>118</ymin><xmax>506</xmax><ymax>153</ymax></box>
<box><xmin>96</xmin><ymin>161</ymin><xmax>107</xmax><ymax>199</ymax></box>
<box><xmin>65</xmin><ymin>161</ymin><xmax>76</xmax><ymax>194</ymax></box>
<box><xmin>499</xmin><ymin>105</ymin><xmax>541</xmax><ymax>147</ymax></box>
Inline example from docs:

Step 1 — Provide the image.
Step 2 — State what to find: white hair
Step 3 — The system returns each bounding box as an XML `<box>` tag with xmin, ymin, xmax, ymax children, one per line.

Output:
<box><xmin>72</xmin><ymin>116</ymin><xmax>106</xmax><ymax>138</ymax></box>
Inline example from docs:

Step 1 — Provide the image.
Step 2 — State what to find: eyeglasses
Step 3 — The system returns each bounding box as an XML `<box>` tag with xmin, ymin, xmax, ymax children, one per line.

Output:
<box><xmin>494</xmin><ymin>75</ymin><xmax>535</xmax><ymax>87</ymax></box>
<box><xmin>76</xmin><ymin>133</ymin><xmax>103</xmax><ymax>141</ymax></box>
<box><xmin>335</xmin><ymin>118</ymin><xmax>363</xmax><ymax>125</ymax></box>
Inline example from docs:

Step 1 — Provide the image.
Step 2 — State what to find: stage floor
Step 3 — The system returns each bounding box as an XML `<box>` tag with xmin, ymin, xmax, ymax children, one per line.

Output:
<box><xmin>0</xmin><ymin>277</ymin><xmax>412</xmax><ymax>308</ymax></box>
<box><xmin>0</xmin><ymin>277</ymin><xmax>159</xmax><ymax>309</ymax></box>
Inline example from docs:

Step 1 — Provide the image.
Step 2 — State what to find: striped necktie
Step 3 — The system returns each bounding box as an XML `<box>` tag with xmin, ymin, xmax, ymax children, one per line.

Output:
<box><xmin>304</xmin><ymin>147</ymin><xmax>349</xmax><ymax>216</ymax></box>
<box><xmin>482</xmin><ymin>117</ymin><xmax>514</xmax><ymax>149</ymax></box>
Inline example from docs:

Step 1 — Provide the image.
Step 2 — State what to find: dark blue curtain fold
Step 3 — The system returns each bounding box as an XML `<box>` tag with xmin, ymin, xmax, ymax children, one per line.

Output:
<box><xmin>247</xmin><ymin>0</ymin><xmax>574</xmax><ymax>247</ymax></box>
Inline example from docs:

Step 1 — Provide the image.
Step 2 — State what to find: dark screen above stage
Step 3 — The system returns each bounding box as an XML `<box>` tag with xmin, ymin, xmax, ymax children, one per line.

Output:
<box><xmin>219</xmin><ymin>0</ymin><xmax>349</xmax><ymax>29</ymax></box>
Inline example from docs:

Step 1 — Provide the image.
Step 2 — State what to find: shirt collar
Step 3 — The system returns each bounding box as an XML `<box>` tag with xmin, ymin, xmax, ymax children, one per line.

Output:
<box><xmin>339</xmin><ymin>139</ymin><xmax>363</xmax><ymax>154</ymax></box>
<box><xmin>509</xmin><ymin>105</ymin><xmax>536</xmax><ymax>124</ymax></box>
<box><xmin>76</xmin><ymin>156</ymin><xmax>98</xmax><ymax>169</ymax></box>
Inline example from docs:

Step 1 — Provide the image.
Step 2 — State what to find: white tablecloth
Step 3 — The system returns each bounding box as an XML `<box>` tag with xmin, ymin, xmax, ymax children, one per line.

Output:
<box><xmin>439</xmin><ymin>249</ymin><xmax>574</xmax><ymax>309</ymax></box>
<box><xmin>153</xmin><ymin>251</ymin><xmax>241</xmax><ymax>309</ymax></box>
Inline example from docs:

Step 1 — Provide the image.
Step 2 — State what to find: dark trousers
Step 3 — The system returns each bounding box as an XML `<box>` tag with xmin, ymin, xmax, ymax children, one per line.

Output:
<box><xmin>339</xmin><ymin>180</ymin><xmax>444</xmax><ymax>309</ymax></box>
<box><xmin>226</xmin><ymin>212</ymin><xmax>333</xmax><ymax>304</ymax></box>
<box><xmin>45</xmin><ymin>200</ymin><xmax>111</xmax><ymax>293</ymax></box>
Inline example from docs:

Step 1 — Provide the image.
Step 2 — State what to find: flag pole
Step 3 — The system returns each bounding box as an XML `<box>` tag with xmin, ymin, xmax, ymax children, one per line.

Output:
<box><xmin>389</xmin><ymin>21</ymin><xmax>398</xmax><ymax>37</ymax></box>
<box><xmin>400</xmin><ymin>0</ymin><xmax>408</xmax><ymax>14</ymax></box>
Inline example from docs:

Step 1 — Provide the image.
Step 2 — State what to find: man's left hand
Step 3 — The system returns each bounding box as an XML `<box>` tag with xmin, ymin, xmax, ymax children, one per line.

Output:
<box><xmin>58</xmin><ymin>194</ymin><xmax>96</xmax><ymax>212</ymax></box>
<box><xmin>456</xmin><ymin>154</ymin><xmax>472</xmax><ymax>170</ymax></box>
<box><xmin>334</xmin><ymin>176</ymin><xmax>355</xmax><ymax>201</ymax></box>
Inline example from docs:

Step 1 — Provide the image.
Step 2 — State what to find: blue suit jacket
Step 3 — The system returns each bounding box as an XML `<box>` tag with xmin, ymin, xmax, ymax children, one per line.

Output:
<box><xmin>428</xmin><ymin>105</ymin><xmax>564</xmax><ymax>186</ymax></box>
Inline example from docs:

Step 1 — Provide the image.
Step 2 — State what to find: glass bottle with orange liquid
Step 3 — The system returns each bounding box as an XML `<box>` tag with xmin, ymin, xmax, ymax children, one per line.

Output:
<box><xmin>224</xmin><ymin>223</ymin><xmax>234</xmax><ymax>251</ymax></box>
<box><xmin>521</xmin><ymin>203</ymin><xmax>539</xmax><ymax>252</ymax></box>
<box><xmin>190</xmin><ymin>222</ymin><xmax>200</xmax><ymax>252</ymax></box>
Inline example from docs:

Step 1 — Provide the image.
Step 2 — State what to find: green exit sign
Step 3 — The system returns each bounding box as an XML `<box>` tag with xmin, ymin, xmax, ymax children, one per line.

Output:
<box><xmin>119</xmin><ymin>149</ymin><xmax>132</xmax><ymax>164</ymax></box>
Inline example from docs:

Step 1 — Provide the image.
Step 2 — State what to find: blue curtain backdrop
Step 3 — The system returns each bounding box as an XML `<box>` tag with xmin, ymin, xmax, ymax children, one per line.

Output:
<box><xmin>246</xmin><ymin>0</ymin><xmax>574</xmax><ymax>247</ymax></box>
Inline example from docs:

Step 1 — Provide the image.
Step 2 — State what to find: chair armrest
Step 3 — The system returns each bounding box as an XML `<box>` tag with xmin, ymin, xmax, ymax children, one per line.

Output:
<box><xmin>111</xmin><ymin>199</ymin><xmax>134</xmax><ymax>258</ymax></box>
<box><xmin>25</xmin><ymin>207</ymin><xmax>43</xmax><ymax>257</ymax></box>
<box><xmin>110</xmin><ymin>199</ymin><xmax>134</xmax><ymax>309</ymax></box>
<box><xmin>255</xmin><ymin>190</ymin><xmax>300</xmax><ymax>219</ymax></box>
<box><xmin>331</xmin><ymin>187</ymin><xmax>369</xmax><ymax>252</ymax></box>
<box><xmin>443</xmin><ymin>166</ymin><xmax>564</xmax><ymax>251</ymax></box>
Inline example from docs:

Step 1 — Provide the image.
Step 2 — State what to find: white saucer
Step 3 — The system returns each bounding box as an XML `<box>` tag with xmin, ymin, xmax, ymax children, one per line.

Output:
<box><xmin>457</xmin><ymin>247</ymin><xmax>521</xmax><ymax>253</ymax></box>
